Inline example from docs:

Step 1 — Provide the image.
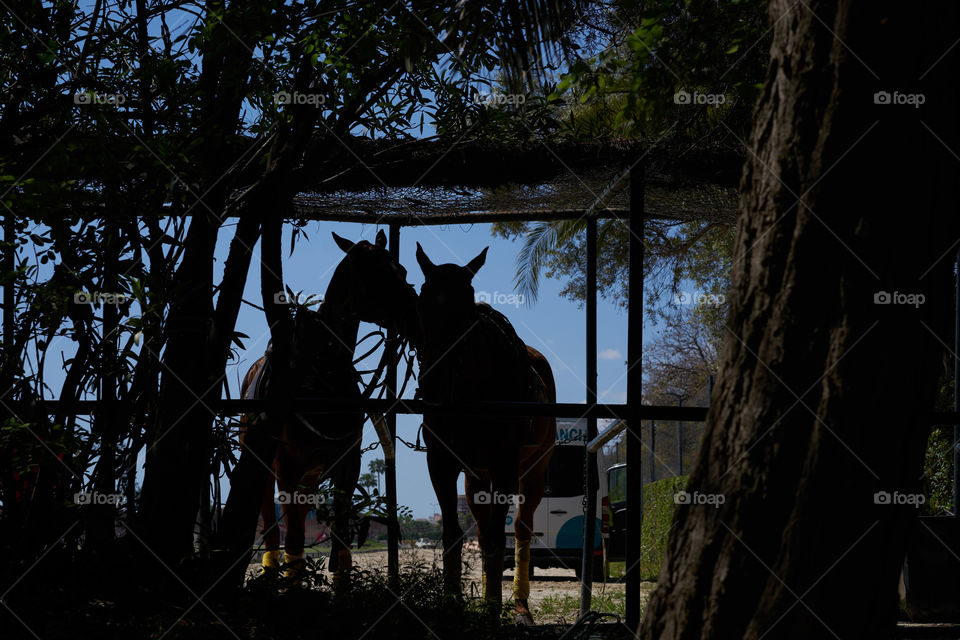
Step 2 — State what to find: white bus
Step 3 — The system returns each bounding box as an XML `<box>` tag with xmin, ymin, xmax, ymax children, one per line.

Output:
<box><xmin>504</xmin><ymin>419</ymin><xmax>606</xmax><ymax>579</ymax></box>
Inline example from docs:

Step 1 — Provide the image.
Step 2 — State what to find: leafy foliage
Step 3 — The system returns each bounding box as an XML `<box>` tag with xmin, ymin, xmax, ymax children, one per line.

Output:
<box><xmin>0</xmin><ymin>0</ymin><xmax>590</xmax><ymax>614</ymax></box>
<box><xmin>640</xmin><ymin>475</ymin><xmax>687</xmax><ymax>580</ymax></box>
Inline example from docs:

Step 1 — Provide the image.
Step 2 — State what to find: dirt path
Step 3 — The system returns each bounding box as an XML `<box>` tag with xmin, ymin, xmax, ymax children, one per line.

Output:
<box><xmin>247</xmin><ymin>547</ymin><xmax>650</xmax><ymax>624</ymax></box>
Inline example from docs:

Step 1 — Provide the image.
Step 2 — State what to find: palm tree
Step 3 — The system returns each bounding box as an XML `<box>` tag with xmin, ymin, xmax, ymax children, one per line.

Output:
<box><xmin>368</xmin><ymin>459</ymin><xmax>386</xmax><ymax>495</ymax></box>
<box><xmin>359</xmin><ymin>473</ymin><xmax>378</xmax><ymax>494</ymax></box>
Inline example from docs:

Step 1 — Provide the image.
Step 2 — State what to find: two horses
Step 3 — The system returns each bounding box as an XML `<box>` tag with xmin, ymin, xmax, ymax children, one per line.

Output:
<box><xmin>242</xmin><ymin>234</ymin><xmax>554</xmax><ymax>620</ymax></box>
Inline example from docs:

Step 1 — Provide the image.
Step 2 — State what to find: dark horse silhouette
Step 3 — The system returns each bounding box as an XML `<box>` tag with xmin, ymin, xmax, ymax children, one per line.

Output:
<box><xmin>239</xmin><ymin>231</ymin><xmax>417</xmax><ymax>580</ymax></box>
<box><xmin>414</xmin><ymin>243</ymin><xmax>556</xmax><ymax>619</ymax></box>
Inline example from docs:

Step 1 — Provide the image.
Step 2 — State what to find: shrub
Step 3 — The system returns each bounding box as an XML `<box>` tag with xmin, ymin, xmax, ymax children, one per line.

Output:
<box><xmin>640</xmin><ymin>475</ymin><xmax>688</xmax><ymax>580</ymax></box>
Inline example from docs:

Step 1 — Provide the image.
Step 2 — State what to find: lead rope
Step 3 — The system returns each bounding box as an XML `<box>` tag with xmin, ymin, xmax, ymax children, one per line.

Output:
<box><xmin>560</xmin><ymin>611</ymin><xmax>624</xmax><ymax>640</ymax></box>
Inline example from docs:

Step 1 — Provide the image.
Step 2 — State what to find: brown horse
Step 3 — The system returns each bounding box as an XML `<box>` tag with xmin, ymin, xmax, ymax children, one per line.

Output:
<box><xmin>239</xmin><ymin>230</ymin><xmax>417</xmax><ymax>580</ymax></box>
<box><xmin>414</xmin><ymin>243</ymin><xmax>556</xmax><ymax>620</ymax></box>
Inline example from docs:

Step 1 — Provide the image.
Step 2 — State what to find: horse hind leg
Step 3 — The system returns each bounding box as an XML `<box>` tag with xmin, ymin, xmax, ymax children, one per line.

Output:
<box><xmin>260</xmin><ymin>468</ymin><xmax>282</xmax><ymax>573</ymax></box>
<box><xmin>276</xmin><ymin>468</ymin><xmax>308</xmax><ymax>581</ymax></box>
<box><xmin>514</xmin><ymin>459</ymin><xmax>548</xmax><ymax>621</ymax></box>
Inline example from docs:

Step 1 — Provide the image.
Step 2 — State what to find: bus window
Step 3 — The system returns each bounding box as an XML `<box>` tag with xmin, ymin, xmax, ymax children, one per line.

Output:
<box><xmin>545</xmin><ymin>444</ymin><xmax>599</xmax><ymax>498</ymax></box>
<box><xmin>608</xmin><ymin>465</ymin><xmax>626</xmax><ymax>505</ymax></box>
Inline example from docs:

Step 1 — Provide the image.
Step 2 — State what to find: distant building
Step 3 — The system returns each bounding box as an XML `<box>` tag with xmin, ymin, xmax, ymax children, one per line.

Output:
<box><xmin>457</xmin><ymin>494</ymin><xmax>469</xmax><ymax>514</ymax></box>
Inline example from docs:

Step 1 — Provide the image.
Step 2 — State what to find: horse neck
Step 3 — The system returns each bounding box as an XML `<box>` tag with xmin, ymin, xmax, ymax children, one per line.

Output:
<box><xmin>311</xmin><ymin>304</ymin><xmax>357</xmax><ymax>363</ymax></box>
<box><xmin>316</xmin><ymin>266</ymin><xmax>360</xmax><ymax>362</ymax></box>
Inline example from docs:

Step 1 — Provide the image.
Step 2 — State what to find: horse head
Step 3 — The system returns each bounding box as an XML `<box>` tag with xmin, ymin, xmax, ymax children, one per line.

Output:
<box><xmin>415</xmin><ymin>243</ymin><xmax>488</xmax><ymax>337</ymax></box>
<box><xmin>330</xmin><ymin>230</ymin><xmax>420</xmax><ymax>346</ymax></box>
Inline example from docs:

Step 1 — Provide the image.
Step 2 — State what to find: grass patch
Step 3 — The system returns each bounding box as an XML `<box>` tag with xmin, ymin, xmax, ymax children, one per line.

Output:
<box><xmin>533</xmin><ymin>592</ymin><xmax>626</xmax><ymax>625</ymax></box>
<box><xmin>607</xmin><ymin>561</ymin><xmax>626</xmax><ymax>579</ymax></box>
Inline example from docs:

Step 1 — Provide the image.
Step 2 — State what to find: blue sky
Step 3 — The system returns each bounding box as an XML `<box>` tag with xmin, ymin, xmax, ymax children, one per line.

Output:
<box><xmin>216</xmin><ymin>219</ymin><xmax>636</xmax><ymax>517</ymax></box>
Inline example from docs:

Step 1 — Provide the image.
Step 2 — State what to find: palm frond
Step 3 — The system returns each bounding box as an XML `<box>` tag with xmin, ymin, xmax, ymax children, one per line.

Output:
<box><xmin>515</xmin><ymin>217</ymin><xmax>586</xmax><ymax>304</ymax></box>
<box><xmin>453</xmin><ymin>1</ymin><xmax>585</xmax><ymax>92</ymax></box>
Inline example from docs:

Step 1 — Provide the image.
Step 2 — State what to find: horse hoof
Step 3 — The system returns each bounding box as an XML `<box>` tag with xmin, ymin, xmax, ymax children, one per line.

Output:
<box><xmin>513</xmin><ymin>599</ymin><xmax>534</xmax><ymax>626</ymax></box>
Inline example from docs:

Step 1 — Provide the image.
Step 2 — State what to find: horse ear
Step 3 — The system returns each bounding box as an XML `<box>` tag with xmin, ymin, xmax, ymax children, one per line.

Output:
<box><xmin>375</xmin><ymin>229</ymin><xmax>387</xmax><ymax>248</ymax></box>
<box><xmin>465</xmin><ymin>247</ymin><xmax>488</xmax><ymax>277</ymax></box>
<box><xmin>416</xmin><ymin>242</ymin><xmax>436</xmax><ymax>277</ymax></box>
<box><xmin>332</xmin><ymin>232</ymin><xmax>354</xmax><ymax>253</ymax></box>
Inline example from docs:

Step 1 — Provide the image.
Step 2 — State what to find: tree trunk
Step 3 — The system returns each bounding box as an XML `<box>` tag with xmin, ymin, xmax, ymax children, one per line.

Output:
<box><xmin>639</xmin><ymin>2</ymin><xmax>960</xmax><ymax>638</ymax></box>
<box><xmin>135</xmin><ymin>1</ymin><xmax>262</xmax><ymax>568</ymax></box>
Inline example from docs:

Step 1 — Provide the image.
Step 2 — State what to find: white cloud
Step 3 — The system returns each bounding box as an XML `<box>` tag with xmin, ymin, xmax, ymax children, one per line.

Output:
<box><xmin>598</xmin><ymin>348</ymin><xmax>623</xmax><ymax>361</ymax></box>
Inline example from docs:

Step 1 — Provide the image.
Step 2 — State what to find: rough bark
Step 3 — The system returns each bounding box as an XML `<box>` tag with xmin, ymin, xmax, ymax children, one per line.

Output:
<box><xmin>639</xmin><ymin>2</ymin><xmax>960</xmax><ymax>638</ymax></box>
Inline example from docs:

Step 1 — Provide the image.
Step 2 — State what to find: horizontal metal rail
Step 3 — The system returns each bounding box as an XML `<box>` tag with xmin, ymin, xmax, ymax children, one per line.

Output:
<box><xmin>587</xmin><ymin>419</ymin><xmax>626</xmax><ymax>453</ymax></box>
<box><xmin>29</xmin><ymin>399</ymin><xmax>960</xmax><ymax>424</ymax></box>
<box><xmin>35</xmin><ymin>398</ymin><xmax>709</xmax><ymax>421</ymax></box>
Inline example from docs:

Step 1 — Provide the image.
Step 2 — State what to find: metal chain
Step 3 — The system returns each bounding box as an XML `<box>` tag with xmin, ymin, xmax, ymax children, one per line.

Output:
<box><xmin>359</xmin><ymin>440</ymin><xmax>380</xmax><ymax>455</ymax></box>
<box><xmin>582</xmin><ymin>442</ymin><xmax>590</xmax><ymax>513</ymax></box>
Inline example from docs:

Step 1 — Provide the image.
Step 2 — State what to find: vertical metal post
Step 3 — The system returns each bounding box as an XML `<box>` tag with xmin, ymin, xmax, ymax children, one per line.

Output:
<box><xmin>954</xmin><ymin>250</ymin><xmax>959</xmax><ymax>514</ymax></box>
<box><xmin>649</xmin><ymin>421</ymin><xmax>656</xmax><ymax>483</ymax></box>
<box><xmin>386</xmin><ymin>223</ymin><xmax>400</xmax><ymax>583</ymax></box>
<box><xmin>626</xmin><ymin>164</ymin><xmax>645</xmax><ymax>630</ymax></box>
<box><xmin>579</xmin><ymin>217</ymin><xmax>598</xmax><ymax>617</ymax></box>
<box><xmin>677</xmin><ymin>397</ymin><xmax>684</xmax><ymax>476</ymax></box>
<box><xmin>3</xmin><ymin>212</ymin><xmax>13</xmax><ymax>374</ymax></box>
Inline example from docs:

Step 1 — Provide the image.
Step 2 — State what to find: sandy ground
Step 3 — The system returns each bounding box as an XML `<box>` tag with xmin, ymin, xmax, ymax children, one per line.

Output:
<box><xmin>247</xmin><ymin>546</ymin><xmax>634</xmax><ymax>620</ymax></box>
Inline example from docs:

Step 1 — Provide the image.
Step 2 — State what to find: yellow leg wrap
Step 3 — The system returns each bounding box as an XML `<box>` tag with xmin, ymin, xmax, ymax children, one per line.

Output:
<box><xmin>283</xmin><ymin>551</ymin><xmax>304</xmax><ymax>579</ymax></box>
<box><xmin>262</xmin><ymin>549</ymin><xmax>281</xmax><ymax>572</ymax></box>
<box><xmin>512</xmin><ymin>539</ymin><xmax>531</xmax><ymax>602</ymax></box>
<box><xmin>482</xmin><ymin>551</ymin><xmax>504</xmax><ymax>605</ymax></box>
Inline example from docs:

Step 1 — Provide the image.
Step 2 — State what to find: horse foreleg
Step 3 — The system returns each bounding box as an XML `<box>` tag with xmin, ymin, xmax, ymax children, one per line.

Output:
<box><xmin>479</xmin><ymin>495</ymin><xmax>510</xmax><ymax>611</ymax></box>
<box><xmin>428</xmin><ymin>451</ymin><xmax>463</xmax><ymax>597</ymax></box>
<box><xmin>330</xmin><ymin>444</ymin><xmax>360</xmax><ymax>582</ymax></box>
<box><xmin>467</xmin><ymin>470</ymin><xmax>511</xmax><ymax>610</ymax></box>
<box><xmin>464</xmin><ymin>474</ymin><xmax>492</xmax><ymax>597</ymax></box>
